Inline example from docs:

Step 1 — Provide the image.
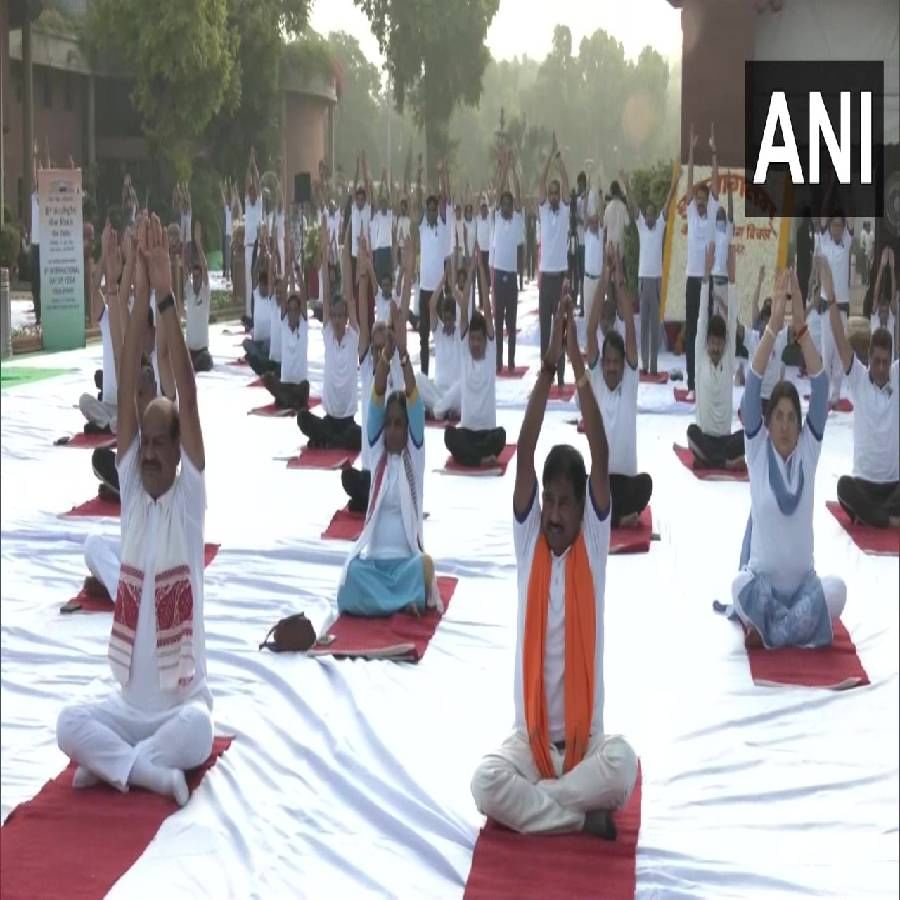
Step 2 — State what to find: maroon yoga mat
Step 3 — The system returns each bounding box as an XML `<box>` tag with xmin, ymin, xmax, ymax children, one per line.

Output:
<box><xmin>825</xmin><ymin>501</ymin><xmax>900</xmax><ymax>557</ymax></box>
<box><xmin>0</xmin><ymin>737</ymin><xmax>232</xmax><ymax>900</ymax></box>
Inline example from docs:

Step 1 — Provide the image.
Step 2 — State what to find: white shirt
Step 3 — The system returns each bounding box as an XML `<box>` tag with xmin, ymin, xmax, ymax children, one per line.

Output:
<box><xmin>818</xmin><ymin>231</ymin><xmax>851</xmax><ymax>305</ymax></box>
<box><xmin>322</xmin><ymin>322</ymin><xmax>359</xmax><ymax>419</ymax></box>
<box><xmin>847</xmin><ymin>357</ymin><xmax>900</xmax><ymax>482</ymax></box>
<box><xmin>539</xmin><ymin>201</ymin><xmax>568</xmax><ymax>273</ymax></box>
<box><xmin>99</xmin><ymin>307</ymin><xmax>117</xmax><ymax>407</ymax></box>
<box><xmin>746</xmin><ymin>412</ymin><xmax>821</xmax><ymax>595</ymax></box>
<box><xmin>351</xmin><ymin>203</ymin><xmax>372</xmax><ymax>257</ymax></box>
<box><xmin>476</xmin><ymin>213</ymin><xmax>493</xmax><ymax>251</ymax></box>
<box><xmin>434</xmin><ymin>324</ymin><xmax>461</xmax><ymax>392</ymax></box>
<box><xmin>281</xmin><ymin>318</ymin><xmax>308</xmax><ymax>385</ymax></box>
<box><xmin>712</xmin><ymin>222</ymin><xmax>733</xmax><ymax>277</ymax></box>
<box><xmin>224</xmin><ymin>205</ymin><xmax>233</xmax><ymax>236</ymax></box>
<box><xmin>252</xmin><ymin>289</ymin><xmax>272</xmax><ymax>343</ymax></box>
<box><xmin>464</xmin><ymin>218</ymin><xmax>477</xmax><ymax>257</ymax></box>
<box><xmin>460</xmin><ymin>333</ymin><xmax>497</xmax><ymax>430</ymax></box>
<box><xmin>695</xmin><ymin>282</ymin><xmax>738</xmax><ymax>435</ymax></box>
<box><xmin>244</xmin><ymin>196</ymin><xmax>262</xmax><ymax>245</ymax></box>
<box><xmin>396</xmin><ymin>215</ymin><xmax>411</xmax><ymax>244</ymax></box>
<box><xmin>445</xmin><ymin>203</ymin><xmax>457</xmax><ymax>257</ymax></box>
<box><xmin>370</xmin><ymin>209</ymin><xmax>393</xmax><ymax>250</ymax></box>
<box><xmin>455</xmin><ymin>218</ymin><xmax>466</xmax><ymax>254</ymax></box>
<box><xmin>590</xmin><ymin>362</ymin><xmax>639</xmax><ymax>476</ymax></box>
<box><xmin>269</xmin><ymin>301</ymin><xmax>283</xmax><ymax>362</ymax></box>
<box><xmin>603</xmin><ymin>197</ymin><xmax>630</xmax><ymax>250</ymax></box>
<box><xmin>184</xmin><ymin>279</ymin><xmax>210</xmax><ymax>351</ymax></box>
<box><xmin>419</xmin><ymin>214</ymin><xmax>448</xmax><ymax>292</ymax></box>
<box><xmin>513</xmin><ymin>482</ymin><xmax>610</xmax><ymax>741</ymax></box>
<box><xmin>116</xmin><ymin>441</ymin><xmax>211</xmax><ymax>713</ymax></box>
<box><xmin>492</xmin><ymin>211</ymin><xmax>523</xmax><ymax>272</ymax></box>
<box><xmin>31</xmin><ymin>192</ymin><xmax>40</xmax><ymax>245</ymax></box>
<box><xmin>576</xmin><ymin>192</ymin><xmax>587</xmax><ymax>245</ymax></box>
<box><xmin>359</xmin><ymin>346</ymin><xmax>402</xmax><ymax>471</ymax></box>
<box><xmin>368</xmin><ymin>458</ymin><xmax>414</xmax><ymax>558</ymax></box>
<box><xmin>636</xmin><ymin>213</ymin><xmax>665</xmax><ymax>279</ymax></box>
<box><xmin>686</xmin><ymin>197</ymin><xmax>720</xmax><ymax>278</ymax></box>
<box><xmin>375</xmin><ymin>291</ymin><xmax>399</xmax><ymax>323</ymax></box>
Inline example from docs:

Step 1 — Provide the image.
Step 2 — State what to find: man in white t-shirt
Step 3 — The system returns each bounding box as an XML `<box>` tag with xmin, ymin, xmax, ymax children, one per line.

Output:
<box><xmin>242</xmin><ymin>240</ymin><xmax>277</xmax><ymax>376</ymax></box>
<box><xmin>586</xmin><ymin>257</ymin><xmax>652</xmax><ymax>526</ymax></box>
<box><xmin>575</xmin><ymin>171</ymin><xmax>588</xmax><ymax>312</ymax></box>
<box><xmin>444</xmin><ymin>254</ymin><xmax>506</xmax><ymax>466</ymax></box>
<box><xmin>243</xmin><ymin>148</ymin><xmax>263</xmax><ymax>325</ymax></box>
<box><xmin>475</xmin><ymin>195</ymin><xmax>493</xmax><ymax>308</ymax></box>
<box><xmin>582</xmin><ymin>185</ymin><xmax>605</xmax><ymax>335</ymax></box>
<box><xmin>57</xmin><ymin>215</ymin><xmax>214</xmax><ymax>807</ymax></box>
<box><xmin>710</xmin><ymin>177</ymin><xmax>735</xmax><ymax>319</ymax></box>
<box><xmin>621</xmin><ymin>166</ymin><xmax>677</xmax><ymax>375</ymax></box>
<box><xmin>684</xmin><ymin>123</ymin><xmax>720</xmax><ymax>401</ymax></box>
<box><xmin>538</xmin><ymin>133</ymin><xmax>572</xmax><ymax>386</ymax></box>
<box><xmin>395</xmin><ymin>197</ymin><xmax>412</xmax><ymax>273</ymax></box>
<box><xmin>184</xmin><ymin>222</ymin><xmax>212</xmax><ymax>373</ymax></box>
<box><xmin>492</xmin><ymin>149</ymin><xmax>525</xmax><ymax>373</ymax></box>
<box><xmin>263</xmin><ymin>290</ymin><xmax>311</xmax><ymax>412</ymax></box>
<box><xmin>350</xmin><ymin>152</ymin><xmax>373</xmax><ymax>286</ymax></box>
<box><xmin>297</xmin><ymin>241</ymin><xmax>362</xmax><ymax>450</ymax></box>
<box><xmin>370</xmin><ymin>172</ymin><xmax>394</xmax><ymax>283</ymax></box>
<box><xmin>416</xmin><ymin>180</ymin><xmax>449</xmax><ymax>377</ymax></box>
<box><xmin>602</xmin><ymin>181</ymin><xmax>630</xmax><ymax>257</ymax></box>
<box><xmin>471</xmin><ymin>293</ymin><xmax>637</xmax><ymax>837</ymax></box>
<box><xmin>821</xmin><ymin>257</ymin><xmax>900</xmax><ymax>529</ymax></box>
<box><xmin>817</xmin><ymin>215</ymin><xmax>853</xmax><ymax>405</ymax></box>
<box><xmin>687</xmin><ymin>243</ymin><xmax>744</xmax><ymax>469</ymax></box>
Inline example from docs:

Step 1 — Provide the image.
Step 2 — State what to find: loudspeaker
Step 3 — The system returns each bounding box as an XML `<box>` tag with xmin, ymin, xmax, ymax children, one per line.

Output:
<box><xmin>294</xmin><ymin>172</ymin><xmax>312</xmax><ymax>205</ymax></box>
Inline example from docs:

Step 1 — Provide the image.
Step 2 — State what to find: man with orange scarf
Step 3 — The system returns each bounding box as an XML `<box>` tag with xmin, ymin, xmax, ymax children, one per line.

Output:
<box><xmin>470</xmin><ymin>288</ymin><xmax>637</xmax><ymax>838</ymax></box>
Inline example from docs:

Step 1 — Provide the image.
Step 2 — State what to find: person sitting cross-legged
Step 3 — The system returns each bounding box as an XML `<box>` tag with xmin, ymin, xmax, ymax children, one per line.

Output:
<box><xmin>728</xmin><ymin>268</ymin><xmax>846</xmax><ymax>647</ymax></box>
<box><xmin>296</xmin><ymin>234</ymin><xmax>362</xmax><ymax>451</ymax></box>
<box><xmin>242</xmin><ymin>228</ymin><xmax>277</xmax><ymax>377</ymax></box>
<box><xmin>819</xmin><ymin>255</ymin><xmax>900</xmax><ymax>529</ymax></box>
<box><xmin>335</xmin><ymin>288</ymin><xmax>439</xmax><ymax>617</ymax></box>
<box><xmin>56</xmin><ymin>214</ymin><xmax>213</xmax><ymax>806</ymax></box>
<box><xmin>444</xmin><ymin>249</ymin><xmax>507</xmax><ymax>466</ymax></box>
<box><xmin>470</xmin><ymin>292</ymin><xmax>638</xmax><ymax>837</ymax></box>
<box><xmin>586</xmin><ymin>249</ymin><xmax>652</xmax><ymax>527</ymax></box>
<box><xmin>686</xmin><ymin>243</ymin><xmax>744</xmax><ymax>470</ymax></box>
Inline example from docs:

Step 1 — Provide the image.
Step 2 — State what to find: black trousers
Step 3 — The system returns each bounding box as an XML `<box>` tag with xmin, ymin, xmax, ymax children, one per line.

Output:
<box><xmin>837</xmin><ymin>476</ymin><xmax>900</xmax><ymax>529</ymax></box>
<box><xmin>444</xmin><ymin>425</ymin><xmax>506</xmax><ymax>467</ymax></box>
<box><xmin>685</xmin><ymin>275</ymin><xmax>716</xmax><ymax>390</ymax></box>
<box><xmin>526</xmin><ymin>240</ymin><xmax>536</xmax><ymax>280</ymax></box>
<box><xmin>92</xmin><ymin>446</ymin><xmax>119</xmax><ymax>493</ymax></box>
<box><xmin>477</xmin><ymin>250</ymin><xmax>491</xmax><ymax>307</ymax></box>
<box><xmin>264</xmin><ymin>373</ymin><xmax>310</xmax><ymax>410</ymax></box>
<box><xmin>418</xmin><ymin>289</ymin><xmax>433</xmax><ymax>375</ymax></box>
<box><xmin>517</xmin><ymin>245</ymin><xmax>524</xmax><ymax>290</ymax></box>
<box><xmin>243</xmin><ymin>338</ymin><xmax>277</xmax><ymax>376</ymax></box>
<box><xmin>575</xmin><ymin>244</ymin><xmax>586</xmax><ymax>310</ymax></box>
<box><xmin>539</xmin><ymin>272</ymin><xmax>566</xmax><ymax>384</ymax></box>
<box><xmin>342</xmin><ymin>467</ymin><xmax>372</xmax><ymax>513</ymax></box>
<box><xmin>373</xmin><ymin>247</ymin><xmax>392</xmax><ymax>282</ymax></box>
<box><xmin>609</xmin><ymin>473</ymin><xmax>653</xmax><ymax>528</ymax></box>
<box><xmin>687</xmin><ymin>424</ymin><xmax>745</xmax><ymax>468</ymax></box>
<box><xmin>494</xmin><ymin>270</ymin><xmax>519</xmax><ymax>370</ymax></box>
<box><xmin>297</xmin><ymin>410</ymin><xmax>361</xmax><ymax>450</ymax></box>
<box><xmin>190</xmin><ymin>347</ymin><xmax>214</xmax><ymax>373</ymax></box>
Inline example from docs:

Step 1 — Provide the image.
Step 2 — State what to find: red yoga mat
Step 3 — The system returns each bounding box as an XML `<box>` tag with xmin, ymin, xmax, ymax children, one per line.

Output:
<box><xmin>640</xmin><ymin>371</ymin><xmax>670</xmax><ymax>384</ymax></box>
<box><xmin>287</xmin><ymin>447</ymin><xmax>360</xmax><ymax>470</ymax></box>
<box><xmin>55</xmin><ymin>432</ymin><xmax>116</xmax><ymax>450</ymax></box>
<box><xmin>826</xmin><ymin>501</ymin><xmax>900</xmax><ymax>556</ymax></box>
<box><xmin>61</xmin><ymin>495</ymin><xmax>121</xmax><ymax>519</ymax></box>
<box><xmin>227</xmin><ymin>357</ymin><xmax>249</xmax><ymax>367</ymax></box>
<box><xmin>321</xmin><ymin>506</ymin><xmax>365</xmax><ymax>541</ymax></box>
<box><xmin>248</xmin><ymin>403</ymin><xmax>295</xmax><ymax>417</ymax></box>
<box><xmin>673</xmin><ymin>443</ymin><xmax>748</xmax><ymax>482</ymax></box>
<box><xmin>804</xmin><ymin>394</ymin><xmax>853</xmax><ymax>413</ymax></box>
<box><xmin>465</xmin><ymin>767</ymin><xmax>642</xmax><ymax>900</ymax></box>
<box><xmin>247</xmin><ymin>376</ymin><xmax>264</xmax><ymax>388</ymax></box>
<box><xmin>497</xmin><ymin>366</ymin><xmax>529</xmax><ymax>380</ymax></box>
<box><xmin>0</xmin><ymin>737</ymin><xmax>232</xmax><ymax>900</ymax></box>
<box><xmin>673</xmin><ymin>387</ymin><xmax>694</xmax><ymax>403</ymax></box>
<box><xmin>309</xmin><ymin>575</ymin><xmax>457</xmax><ymax>662</ymax></box>
<box><xmin>443</xmin><ymin>444</ymin><xmax>517</xmax><ymax>477</ymax></box>
<box><xmin>60</xmin><ymin>544</ymin><xmax>222</xmax><ymax>613</ymax></box>
<box><xmin>547</xmin><ymin>384</ymin><xmax>576</xmax><ymax>402</ymax></box>
<box><xmin>744</xmin><ymin>619</ymin><xmax>869</xmax><ymax>689</ymax></box>
<box><xmin>610</xmin><ymin>506</ymin><xmax>653</xmax><ymax>554</ymax></box>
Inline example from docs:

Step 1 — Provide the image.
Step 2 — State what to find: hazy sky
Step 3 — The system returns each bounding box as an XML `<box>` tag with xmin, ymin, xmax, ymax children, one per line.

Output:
<box><xmin>309</xmin><ymin>0</ymin><xmax>682</xmax><ymax>67</ymax></box>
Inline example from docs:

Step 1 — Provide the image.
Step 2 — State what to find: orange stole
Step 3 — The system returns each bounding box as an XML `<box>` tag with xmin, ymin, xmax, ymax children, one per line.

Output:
<box><xmin>523</xmin><ymin>530</ymin><xmax>596</xmax><ymax>779</ymax></box>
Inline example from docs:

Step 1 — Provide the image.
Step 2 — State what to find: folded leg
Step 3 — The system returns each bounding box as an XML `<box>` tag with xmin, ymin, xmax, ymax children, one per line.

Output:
<box><xmin>84</xmin><ymin>533</ymin><xmax>121</xmax><ymax>598</ymax></box>
<box><xmin>609</xmin><ymin>473</ymin><xmax>653</xmax><ymax>527</ymax></box>
<box><xmin>837</xmin><ymin>476</ymin><xmax>900</xmax><ymax>529</ymax></box>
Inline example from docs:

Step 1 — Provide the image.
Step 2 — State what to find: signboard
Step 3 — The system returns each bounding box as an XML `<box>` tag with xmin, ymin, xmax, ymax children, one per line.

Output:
<box><xmin>661</xmin><ymin>166</ymin><xmax>790</xmax><ymax>324</ymax></box>
<box><xmin>38</xmin><ymin>169</ymin><xmax>85</xmax><ymax>351</ymax></box>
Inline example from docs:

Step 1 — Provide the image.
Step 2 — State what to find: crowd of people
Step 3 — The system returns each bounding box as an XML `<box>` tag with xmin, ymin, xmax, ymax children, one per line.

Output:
<box><xmin>38</xmin><ymin>134</ymin><xmax>899</xmax><ymax>842</ymax></box>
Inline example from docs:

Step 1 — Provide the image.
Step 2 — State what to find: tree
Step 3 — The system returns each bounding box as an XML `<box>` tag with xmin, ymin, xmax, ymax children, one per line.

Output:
<box><xmin>355</xmin><ymin>0</ymin><xmax>500</xmax><ymax>181</ymax></box>
<box><xmin>85</xmin><ymin>0</ymin><xmax>240</xmax><ymax>179</ymax></box>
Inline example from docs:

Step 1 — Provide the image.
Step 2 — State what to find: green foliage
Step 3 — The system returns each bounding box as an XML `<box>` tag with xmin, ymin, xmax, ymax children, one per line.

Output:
<box><xmin>303</xmin><ymin>223</ymin><xmax>321</xmax><ymax>271</ymax></box>
<box><xmin>0</xmin><ymin>224</ymin><xmax>20</xmax><ymax>270</ymax></box>
<box><xmin>355</xmin><ymin>0</ymin><xmax>500</xmax><ymax>174</ymax></box>
<box><xmin>623</xmin><ymin>160</ymin><xmax>676</xmax><ymax>293</ymax></box>
<box><xmin>283</xmin><ymin>31</ymin><xmax>335</xmax><ymax>86</ymax></box>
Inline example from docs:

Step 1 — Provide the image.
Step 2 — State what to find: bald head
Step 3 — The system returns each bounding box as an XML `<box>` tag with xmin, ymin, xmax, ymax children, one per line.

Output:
<box><xmin>140</xmin><ymin>397</ymin><xmax>180</xmax><ymax>498</ymax></box>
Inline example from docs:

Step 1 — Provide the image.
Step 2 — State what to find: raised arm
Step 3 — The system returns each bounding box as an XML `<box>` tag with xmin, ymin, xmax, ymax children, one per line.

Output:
<box><xmin>822</xmin><ymin>255</ymin><xmax>853</xmax><ymax>373</ymax></box>
<box><xmin>586</xmin><ymin>249</ymin><xmax>612</xmax><ymax>366</ymax></box>
<box><xmin>392</xmin><ymin>290</ymin><xmax>416</xmax><ymax>398</ymax></box>
<box><xmin>696</xmin><ymin>242</ymin><xmax>714</xmax><ymax>359</ymax></box>
<box><xmin>557</xmin><ymin>153</ymin><xmax>570</xmax><ymax>198</ymax></box>
<box><xmin>619</xmin><ymin>169</ymin><xmax>638</xmax><ymax>221</ymax></box>
<box><xmin>613</xmin><ymin>251</ymin><xmax>638</xmax><ymax>369</ymax></box>
<box><xmin>514</xmin><ymin>294</ymin><xmax>566</xmax><ymax>516</ymax></box>
<box><xmin>193</xmin><ymin>220</ymin><xmax>208</xmax><ymax>286</ymax></box>
<box><xmin>709</xmin><ymin>123</ymin><xmax>719</xmax><ymax>200</ymax></box>
<box><xmin>725</xmin><ymin>245</ymin><xmax>738</xmax><ymax>351</ymax></box>
<box><xmin>478</xmin><ymin>248</ymin><xmax>495</xmax><ymax>340</ymax></box>
<box><xmin>356</xmin><ymin>233</ymin><xmax>373</xmax><ymax>358</ymax></box>
<box><xmin>745</xmin><ymin>270</ymin><xmax>788</xmax><ymax>433</ymax></box>
<box><xmin>661</xmin><ymin>160</ymin><xmax>679</xmax><ymax>219</ymax></box>
<box><xmin>751</xmin><ymin>265</ymin><xmax>765</xmax><ymax>326</ymax></box>
<box><xmin>538</xmin><ymin>132</ymin><xmax>557</xmax><ymax>205</ymax></box>
<box><xmin>726</xmin><ymin>167</ymin><xmax>733</xmax><ymax>222</ymax></box>
<box><xmin>361</xmin><ymin>151</ymin><xmax>372</xmax><ymax>201</ymax></box>
<box><xmin>687</xmin><ymin>123</ymin><xmax>697</xmax><ymax>196</ymax></box>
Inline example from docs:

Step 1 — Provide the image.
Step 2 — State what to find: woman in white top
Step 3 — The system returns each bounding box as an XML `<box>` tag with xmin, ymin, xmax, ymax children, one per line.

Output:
<box><xmin>336</xmin><ymin>293</ymin><xmax>438</xmax><ymax>618</ymax></box>
<box><xmin>444</xmin><ymin>252</ymin><xmax>507</xmax><ymax>466</ymax></box>
<box><xmin>724</xmin><ymin>268</ymin><xmax>846</xmax><ymax>648</ymax></box>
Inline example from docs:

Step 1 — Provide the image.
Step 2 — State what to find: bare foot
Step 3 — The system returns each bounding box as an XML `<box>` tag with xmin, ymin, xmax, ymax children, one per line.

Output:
<box><xmin>82</xmin><ymin>575</ymin><xmax>111</xmax><ymax>600</ymax></box>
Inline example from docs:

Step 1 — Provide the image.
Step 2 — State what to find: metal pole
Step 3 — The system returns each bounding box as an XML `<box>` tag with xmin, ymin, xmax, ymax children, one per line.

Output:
<box><xmin>1</xmin><ymin>267</ymin><xmax>11</xmax><ymax>358</ymax></box>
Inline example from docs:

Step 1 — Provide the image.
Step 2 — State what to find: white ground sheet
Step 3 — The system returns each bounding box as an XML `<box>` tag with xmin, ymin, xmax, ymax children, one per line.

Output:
<box><xmin>2</xmin><ymin>282</ymin><xmax>898</xmax><ymax>898</ymax></box>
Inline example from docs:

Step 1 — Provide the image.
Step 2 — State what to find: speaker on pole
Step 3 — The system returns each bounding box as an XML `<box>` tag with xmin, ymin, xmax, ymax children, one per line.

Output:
<box><xmin>294</xmin><ymin>172</ymin><xmax>312</xmax><ymax>205</ymax></box>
